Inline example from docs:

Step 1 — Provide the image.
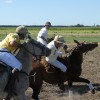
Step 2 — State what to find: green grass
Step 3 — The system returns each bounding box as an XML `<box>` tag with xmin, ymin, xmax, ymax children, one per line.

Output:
<box><xmin>64</xmin><ymin>35</ymin><xmax>100</xmax><ymax>42</ymax></box>
<box><xmin>0</xmin><ymin>27</ymin><xmax>100</xmax><ymax>42</ymax></box>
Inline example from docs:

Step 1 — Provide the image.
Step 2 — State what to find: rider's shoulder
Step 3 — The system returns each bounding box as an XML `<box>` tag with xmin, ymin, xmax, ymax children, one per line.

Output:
<box><xmin>7</xmin><ymin>33</ymin><xmax>19</xmax><ymax>39</ymax></box>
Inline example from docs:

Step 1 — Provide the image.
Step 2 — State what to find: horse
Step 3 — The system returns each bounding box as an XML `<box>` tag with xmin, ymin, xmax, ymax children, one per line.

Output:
<box><xmin>29</xmin><ymin>40</ymin><xmax>98</xmax><ymax>100</ymax></box>
<box><xmin>0</xmin><ymin>37</ymin><xmax>51</xmax><ymax>100</ymax></box>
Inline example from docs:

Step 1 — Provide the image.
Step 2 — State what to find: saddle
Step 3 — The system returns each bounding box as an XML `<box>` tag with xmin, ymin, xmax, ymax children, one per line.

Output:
<box><xmin>40</xmin><ymin>57</ymin><xmax>59</xmax><ymax>73</ymax></box>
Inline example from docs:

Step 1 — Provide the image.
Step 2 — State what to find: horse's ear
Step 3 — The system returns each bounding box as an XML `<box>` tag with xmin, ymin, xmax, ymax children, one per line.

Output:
<box><xmin>53</xmin><ymin>34</ymin><xmax>55</xmax><ymax>38</ymax></box>
<box><xmin>74</xmin><ymin>40</ymin><xmax>81</xmax><ymax>45</ymax></box>
<box><xmin>28</xmin><ymin>35</ymin><xmax>32</xmax><ymax>40</ymax></box>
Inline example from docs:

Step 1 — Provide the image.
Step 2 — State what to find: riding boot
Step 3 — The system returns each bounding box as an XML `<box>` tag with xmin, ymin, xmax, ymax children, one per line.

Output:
<box><xmin>58</xmin><ymin>71</ymin><xmax>66</xmax><ymax>91</ymax></box>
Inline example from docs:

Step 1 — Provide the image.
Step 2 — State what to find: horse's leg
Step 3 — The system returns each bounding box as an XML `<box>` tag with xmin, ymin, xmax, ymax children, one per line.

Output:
<box><xmin>72</xmin><ymin>76</ymin><xmax>95</xmax><ymax>94</ymax></box>
<box><xmin>3</xmin><ymin>93</ymin><xmax>12</xmax><ymax>100</ymax></box>
<box><xmin>68</xmin><ymin>77</ymin><xmax>74</xmax><ymax>98</ymax></box>
<box><xmin>30</xmin><ymin>82</ymin><xmax>43</xmax><ymax>100</ymax></box>
<box><xmin>0</xmin><ymin>72</ymin><xmax>10</xmax><ymax>100</ymax></box>
<box><xmin>0</xmin><ymin>92</ymin><xmax>8</xmax><ymax>100</ymax></box>
<box><xmin>13</xmin><ymin>93</ymin><xmax>28</xmax><ymax>100</ymax></box>
<box><xmin>29</xmin><ymin>71</ymin><xmax>43</xmax><ymax>100</ymax></box>
<box><xmin>3</xmin><ymin>93</ymin><xmax>28</xmax><ymax>100</ymax></box>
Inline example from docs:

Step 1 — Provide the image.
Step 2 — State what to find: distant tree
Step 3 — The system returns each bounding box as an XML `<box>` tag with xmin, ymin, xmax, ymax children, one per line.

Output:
<box><xmin>75</xmin><ymin>24</ymin><xmax>84</xmax><ymax>27</ymax></box>
<box><xmin>96</xmin><ymin>25</ymin><xmax>100</xmax><ymax>27</ymax></box>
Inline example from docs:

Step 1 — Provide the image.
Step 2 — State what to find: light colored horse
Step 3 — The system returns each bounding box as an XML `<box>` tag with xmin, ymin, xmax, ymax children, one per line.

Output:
<box><xmin>0</xmin><ymin>38</ymin><xmax>51</xmax><ymax>100</ymax></box>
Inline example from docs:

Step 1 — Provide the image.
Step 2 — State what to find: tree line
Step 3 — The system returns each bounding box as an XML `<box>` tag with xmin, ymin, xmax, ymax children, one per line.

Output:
<box><xmin>0</xmin><ymin>24</ymin><xmax>100</xmax><ymax>27</ymax></box>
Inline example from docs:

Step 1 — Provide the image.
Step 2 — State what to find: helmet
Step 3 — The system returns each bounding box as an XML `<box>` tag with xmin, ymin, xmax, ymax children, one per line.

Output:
<box><xmin>16</xmin><ymin>26</ymin><xmax>30</xmax><ymax>35</ymax></box>
<box><xmin>45</xmin><ymin>21</ymin><xmax>51</xmax><ymax>26</ymax></box>
<box><xmin>54</xmin><ymin>35</ymin><xmax>65</xmax><ymax>43</ymax></box>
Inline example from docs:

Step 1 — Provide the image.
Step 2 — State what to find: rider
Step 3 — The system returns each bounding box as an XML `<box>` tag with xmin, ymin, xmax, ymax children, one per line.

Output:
<box><xmin>46</xmin><ymin>35</ymin><xmax>67</xmax><ymax>91</ymax></box>
<box><xmin>0</xmin><ymin>25</ymin><xmax>30</xmax><ymax>74</ymax></box>
<box><xmin>37</xmin><ymin>21</ymin><xmax>51</xmax><ymax>46</ymax></box>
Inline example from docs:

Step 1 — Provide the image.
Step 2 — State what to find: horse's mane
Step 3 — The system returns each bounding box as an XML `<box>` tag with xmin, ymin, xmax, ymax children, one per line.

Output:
<box><xmin>69</xmin><ymin>48</ymin><xmax>82</xmax><ymax>64</ymax></box>
<box><xmin>57</xmin><ymin>56</ymin><xmax>68</xmax><ymax>67</ymax></box>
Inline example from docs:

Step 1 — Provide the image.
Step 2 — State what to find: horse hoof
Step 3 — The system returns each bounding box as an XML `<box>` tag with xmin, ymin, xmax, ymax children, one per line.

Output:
<box><xmin>34</xmin><ymin>98</ymin><xmax>40</xmax><ymax>100</ymax></box>
<box><xmin>59</xmin><ymin>84</ymin><xmax>66</xmax><ymax>91</ymax></box>
<box><xmin>91</xmin><ymin>89</ymin><xmax>95</xmax><ymax>94</ymax></box>
<box><xmin>32</xmin><ymin>95</ymin><xmax>39</xmax><ymax>100</ymax></box>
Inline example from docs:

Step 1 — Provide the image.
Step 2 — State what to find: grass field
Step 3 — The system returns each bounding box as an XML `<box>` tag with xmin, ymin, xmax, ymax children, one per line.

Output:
<box><xmin>0</xmin><ymin>26</ymin><xmax>100</xmax><ymax>43</ymax></box>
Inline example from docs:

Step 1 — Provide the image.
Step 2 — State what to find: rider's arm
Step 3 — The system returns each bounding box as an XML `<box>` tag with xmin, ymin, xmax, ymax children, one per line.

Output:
<box><xmin>39</xmin><ymin>28</ymin><xmax>48</xmax><ymax>42</ymax></box>
<box><xmin>41</xmin><ymin>36</ymin><xmax>48</xmax><ymax>42</ymax></box>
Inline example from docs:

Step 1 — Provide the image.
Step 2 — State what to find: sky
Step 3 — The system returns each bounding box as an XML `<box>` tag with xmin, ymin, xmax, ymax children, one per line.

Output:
<box><xmin>0</xmin><ymin>0</ymin><xmax>100</xmax><ymax>25</ymax></box>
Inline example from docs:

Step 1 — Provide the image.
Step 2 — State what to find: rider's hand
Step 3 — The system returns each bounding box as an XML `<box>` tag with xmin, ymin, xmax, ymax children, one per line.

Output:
<box><xmin>63</xmin><ymin>45</ymin><xmax>68</xmax><ymax>50</ymax></box>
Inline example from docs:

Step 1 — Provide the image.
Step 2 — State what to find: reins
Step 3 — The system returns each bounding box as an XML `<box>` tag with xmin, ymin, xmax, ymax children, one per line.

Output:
<box><xmin>64</xmin><ymin>46</ymin><xmax>79</xmax><ymax>68</ymax></box>
<box><xmin>26</xmin><ymin>35</ymin><xmax>49</xmax><ymax>59</ymax></box>
<box><xmin>21</xmin><ymin>43</ymin><xmax>43</xmax><ymax>61</ymax></box>
<box><xmin>21</xmin><ymin>45</ymin><xmax>36</xmax><ymax>56</ymax></box>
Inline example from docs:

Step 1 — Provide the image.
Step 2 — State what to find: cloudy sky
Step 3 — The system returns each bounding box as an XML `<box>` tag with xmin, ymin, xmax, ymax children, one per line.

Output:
<box><xmin>0</xmin><ymin>0</ymin><xmax>100</xmax><ymax>25</ymax></box>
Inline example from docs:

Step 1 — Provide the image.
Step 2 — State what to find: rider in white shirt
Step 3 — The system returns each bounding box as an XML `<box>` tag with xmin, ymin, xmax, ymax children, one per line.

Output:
<box><xmin>37</xmin><ymin>22</ymin><xmax>51</xmax><ymax>46</ymax></box>
<box><xmin>46</xmin><ymin>35</ymin><xmax>67</xmax><ymax>91</ymax></box>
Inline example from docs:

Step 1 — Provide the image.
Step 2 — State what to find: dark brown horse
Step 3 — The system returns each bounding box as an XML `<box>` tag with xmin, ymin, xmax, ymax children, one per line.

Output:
<box><xmin>29</xmin><ymin>40</ymin><xmax>98</xmax><ymax>100</ymax></box>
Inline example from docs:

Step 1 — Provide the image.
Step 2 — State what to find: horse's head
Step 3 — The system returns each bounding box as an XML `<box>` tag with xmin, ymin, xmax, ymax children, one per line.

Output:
<box><xmin>74</xmin><ymin>40</ymin><xmax>98</xmax><ymax>53</ymax></box>
<box><xmin>29</xmin><ymin>39</ymin><xmax>51</xmax><ymax>57</ymax></box>
<box><xmin>17</xmin><ymin>38</ymin><xmax>51</xmax><ymax>62</ymax></box>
